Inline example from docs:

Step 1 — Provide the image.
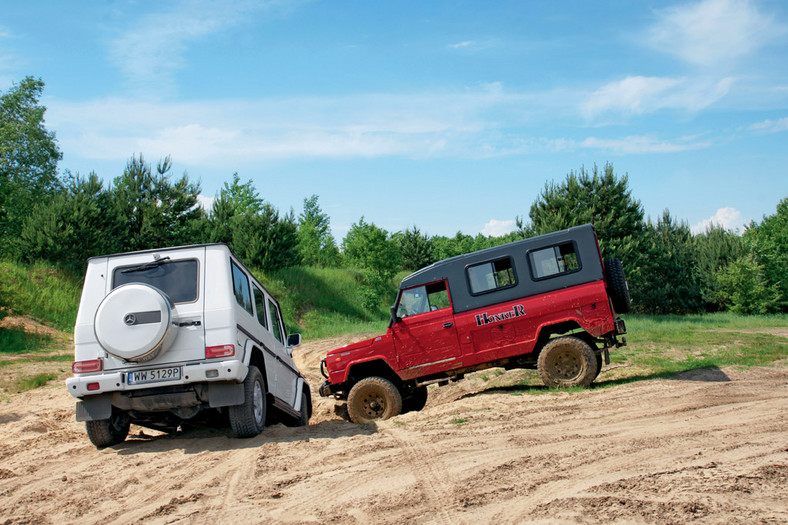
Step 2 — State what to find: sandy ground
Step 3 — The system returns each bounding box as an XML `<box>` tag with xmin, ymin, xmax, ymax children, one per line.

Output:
<box><xmin>0</xmin><ymin>334</ymin><xmax>786</xmax><ymax>524</ymax></box>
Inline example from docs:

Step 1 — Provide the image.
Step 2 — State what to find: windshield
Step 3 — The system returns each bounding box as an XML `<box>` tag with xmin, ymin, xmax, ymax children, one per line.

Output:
<box><xmin>113</xmin><ymin>259</ymin><xmax>198</xmax><ymax>303</ymax></box>
<box><xmin>396</xmin><ymin>281</ymin><xmax>450</xmax><ymax>318</ymax></box>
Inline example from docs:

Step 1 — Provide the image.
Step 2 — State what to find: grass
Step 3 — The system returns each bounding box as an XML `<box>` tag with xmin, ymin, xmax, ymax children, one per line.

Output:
<box><xmin>0</xmin><ymin>326</ymin><xmax>54</xmax><ymax>354</ymax></box>
<box><xmin>11</xmin><ymin>372</ymin><xmax>58</xmax><ymax>393</ymax></box>
<box><xmin>256</xmin><ymin>265</ymin><xmax>392</xmax><ymax>339</ymax></box>
<box><xmin>0</xmin><ymin>354</ymin><xmax>72</xmax><ymax>369</ymax></box>
<box><xmin>613</xmin><ymin>312</ymin><xmax>788</xmax><ymax>371</ymax></box>
<box><xmin>0</xmin><ymin>260</ymin><xmax>82</xmax><ymax>332</ymax></box>
<box><xmin>449</xmin><ymin>418</ymin><xmax>468</xmax><ymax>425</ymax></box>
<box><xmin>498</xmin><ymin>312</ymin><xmax>788</xmax><ymax>394</ymax></box>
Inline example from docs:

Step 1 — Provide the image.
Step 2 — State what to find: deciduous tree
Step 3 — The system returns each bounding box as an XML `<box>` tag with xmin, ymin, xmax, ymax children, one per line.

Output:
<box><xmin>0</xmin><ymin>77</ymin><xmax>62</xmax><ymax>254</ymax></box>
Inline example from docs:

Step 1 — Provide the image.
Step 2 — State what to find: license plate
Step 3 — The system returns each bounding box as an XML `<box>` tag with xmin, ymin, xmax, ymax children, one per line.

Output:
<box><xmin>127</xmin><ymin>366</ymin><xmax>181</xmax><ymax>385</ymax></box>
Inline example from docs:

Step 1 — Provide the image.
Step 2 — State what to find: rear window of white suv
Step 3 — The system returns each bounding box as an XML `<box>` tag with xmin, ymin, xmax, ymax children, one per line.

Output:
<box><xmin>113</xmin><ymin>259</ymin><xmax>199</xmax><ymax>303</ymax></box>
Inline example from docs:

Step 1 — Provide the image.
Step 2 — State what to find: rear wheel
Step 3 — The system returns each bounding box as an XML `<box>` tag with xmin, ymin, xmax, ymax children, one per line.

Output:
<box><xmin>229</xmin><ymin>366</ymin><xmax>266</xmax><ymax>438</ymax></box>
<box><xmin>594</xmin><ymin>352</ymin><xmax>603</xmax><ymax>380</ymax></box>
<box><xmin>538</xmin><ymin>336</ymin><xmax>598</xmax><ymax>388</ymax></box>
<box><xmin>347</xmin><ymin>377</ymin><xmax>402</xmax><ymax>424</ymax></box>
<box><xmin>85</xmin><ymin>410</ymin><xmax>130</xmax><ymax>448</ymax></box>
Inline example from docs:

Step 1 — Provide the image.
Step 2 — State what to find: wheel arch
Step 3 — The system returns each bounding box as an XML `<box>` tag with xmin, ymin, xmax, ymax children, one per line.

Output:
<box><xmin>533</xmin><ymin>320</ymin><xmax>582</xmax><ymax>354</ymax></box>
<box><xmin>247</xmin><ymin>346</ymin><xmax>270</xmax><ymax>394</ymax></box>
<box><xmin>346</xmin><ymin>359</ymin><xmax>401</xmax><ymax>388</ymax></box>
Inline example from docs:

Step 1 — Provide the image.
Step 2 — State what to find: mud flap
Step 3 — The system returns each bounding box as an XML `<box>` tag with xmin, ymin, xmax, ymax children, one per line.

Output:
<box><xmin>75</xmin><ymin>394</ymin><xmax>112</xmax><ymax>422</ymax></box>
<box><xmin>208</xmin><ymin>381</ymin><xmax>245</xmax><ymax>408</ymax></box>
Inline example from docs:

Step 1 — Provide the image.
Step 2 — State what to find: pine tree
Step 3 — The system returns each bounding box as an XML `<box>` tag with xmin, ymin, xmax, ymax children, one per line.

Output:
<box><xmin>297</xmin><ymin>195</ymin><xmax>339</xmax><ymax>267</ymax></box>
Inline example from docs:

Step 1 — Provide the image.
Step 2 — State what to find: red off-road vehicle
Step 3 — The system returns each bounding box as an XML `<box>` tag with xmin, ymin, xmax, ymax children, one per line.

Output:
<box><xmin>319</xmin><ymin>224</ymin><xmax>630</xmax><ymax>423</ymax></box>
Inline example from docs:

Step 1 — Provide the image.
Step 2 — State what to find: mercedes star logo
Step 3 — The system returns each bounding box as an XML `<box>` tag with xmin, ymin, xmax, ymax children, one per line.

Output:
<box><xmin>123</xmin><ymin>313</ymin><xmax>137</xmax><ymax>326</ymax></box>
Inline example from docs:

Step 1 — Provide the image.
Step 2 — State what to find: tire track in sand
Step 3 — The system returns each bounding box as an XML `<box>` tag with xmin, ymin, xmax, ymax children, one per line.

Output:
<box><xmin>385</xmin><ymin>426</ymin><xmax>459</xmax><ymax>525</ymax></box>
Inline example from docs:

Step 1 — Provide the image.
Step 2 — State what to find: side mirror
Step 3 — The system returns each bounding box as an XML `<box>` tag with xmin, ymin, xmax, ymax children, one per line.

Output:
<box><xmin>389</xmin><ymin>306</ymin><xmax>402</xmax><ymax>327</ymax></box>
<box><xmin>287</xmin><ymin>333</ymin><xmax>302</xmax><ymax>348</ymax></box>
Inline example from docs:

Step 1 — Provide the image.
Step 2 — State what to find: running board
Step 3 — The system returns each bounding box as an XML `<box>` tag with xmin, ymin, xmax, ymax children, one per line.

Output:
<box><xmin>271</xmin><ymin>396</ymin><xmax>300</xmax><ymax>420</ymax></box>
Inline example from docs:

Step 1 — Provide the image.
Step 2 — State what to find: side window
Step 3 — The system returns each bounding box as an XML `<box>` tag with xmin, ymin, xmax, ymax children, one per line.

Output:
<box><xmin>268</xmin><ymin>299</ymin><xmax>284</xmax><ymax>344</ymax></box>
<box><xmin>231</xmin><ymin>261</ymin><xmax>253</xmax><ymax>316</ymax></box>
<box><xmin>529</xmin><ymin>242</ymin><xmax>580</xmax><ymax>279</ymax></box>
<box><xmin>253</xmin><ymin>285</ymin><xmax>268</xmax><ymax>329</ymax></box>
<box><xmin>396</xmin><ymin>281</ymin><xmax>451</xmax><ymax>318</ymax></box>
<box><xmin>467</xmin><ymin>257</ymin><xmax>516</xmax><ymax>295</ymax></box>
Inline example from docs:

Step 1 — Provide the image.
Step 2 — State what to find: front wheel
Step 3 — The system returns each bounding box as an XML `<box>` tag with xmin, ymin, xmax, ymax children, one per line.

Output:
<box><xmin>537</xmin><ymin>336</ymin><xmax>598</xmax><ymax>388</ymax></box>
<box><xmin>347</xmin><ymin>377</ymin><xmax>403</xmax><ymax>424</ymax></box>
<box><xmin>286</xmin><ymin>388</ymin><xmax>311</xmax><ymax>427</ymax></box>
<box><xmin>229</xmin><ymin>366</ymin><xmax>266</xmax><ymax>438</ymax></box>
<box><xmin>85</xmin><ymin>410</ymin><xmax>130</xmax><ymax>448</ymax></box>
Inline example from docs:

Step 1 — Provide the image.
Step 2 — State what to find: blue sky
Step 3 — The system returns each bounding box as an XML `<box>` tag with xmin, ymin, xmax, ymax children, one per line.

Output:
<box><xmin>1</xmin><ymin>0</ymin><xmax>786</xmax><ymax>240</ymax></box>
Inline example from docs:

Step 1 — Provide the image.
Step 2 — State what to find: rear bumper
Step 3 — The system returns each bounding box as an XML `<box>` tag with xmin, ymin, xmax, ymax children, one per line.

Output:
<box><xmin>66</xmin><ymin>359</ymin><xmax>248</xmax><ymax>399</ymax></box>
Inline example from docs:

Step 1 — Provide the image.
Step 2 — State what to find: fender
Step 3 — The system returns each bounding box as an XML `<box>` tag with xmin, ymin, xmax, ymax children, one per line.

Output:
<box><xmin>532</xmin><ymin>302</ymin><xmax>615</xmax><ymax>344</ymax></box>
<box><xmin>329</xmin><ymin>353</ymin><xmax>400</xmax><ymax>385</ymax></box>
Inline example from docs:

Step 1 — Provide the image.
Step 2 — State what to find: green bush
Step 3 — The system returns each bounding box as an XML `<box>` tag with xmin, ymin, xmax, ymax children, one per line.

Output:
<box><xmin>715</xmin><ymin>255</ymin><xmax>780</xmax><ymax>314</ymax></box>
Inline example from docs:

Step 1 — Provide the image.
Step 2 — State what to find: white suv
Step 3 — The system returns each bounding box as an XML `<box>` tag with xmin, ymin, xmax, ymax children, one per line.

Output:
<box><xmin>66</xmin><ymin>244</ymin><xmax>311</xmax><ymax>447</ymax></box>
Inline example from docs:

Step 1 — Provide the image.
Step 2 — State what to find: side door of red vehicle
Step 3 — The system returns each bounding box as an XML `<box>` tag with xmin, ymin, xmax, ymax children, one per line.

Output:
<box><xmin>391</xmin><ymin>280</ymin><xmax>462</xmax><ymax>376</ymax></box>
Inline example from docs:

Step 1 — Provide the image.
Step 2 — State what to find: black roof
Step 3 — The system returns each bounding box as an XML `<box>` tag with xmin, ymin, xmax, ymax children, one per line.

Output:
<box><xmin>398</xmin><ymin>224</ymin><xmax>604</xmax><ymax>314</ymax></box>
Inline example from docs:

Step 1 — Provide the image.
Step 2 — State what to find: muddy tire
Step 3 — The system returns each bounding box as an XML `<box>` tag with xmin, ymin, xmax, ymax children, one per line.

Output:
<box><xmin>85</xmin><ymin>410</ymin><xmax>130</xmax><ymax>448</ymax></box>
<box><xmin>229</xmin><ymin>366</ymin><xmax>266</xmax><ymax>438</ymax></box>
<box><xmin>604</xmin><ymin>258</ymin><xmax>631</xmax><ymax>314</ymax></box>
<box><xmin>594</xmin><ymin>352</ymin><xmax>603</xmax><ymax>380</ymax></box>
<box><xmin>402</xmin><ymin>385</ymin><xmax>428</xmax><ymax>414</ymax></box>
<box><xmin>347</xmin><ymin>377</ymin><xmax>403</xmax><ymax>424</ymax></box>
<box><xmin>538</xmin><ymin>336</ymin><xmax>598</xmax><ymax>388</ymax></box>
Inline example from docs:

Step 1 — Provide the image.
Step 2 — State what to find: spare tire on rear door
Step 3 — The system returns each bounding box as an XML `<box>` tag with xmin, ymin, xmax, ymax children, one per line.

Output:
<box><xmin>604</xmin><ymin>258</ymin><xmax>631</xmax><ymax>314</ymax></box>
<box><xmin>94</xmin><ymin>283</ymin><xmax>180</xmax><ymax>363</ymax></box>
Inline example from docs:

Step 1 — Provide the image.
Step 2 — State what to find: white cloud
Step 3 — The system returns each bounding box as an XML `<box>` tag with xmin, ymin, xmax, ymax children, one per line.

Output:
<box><xmin>647</xmin><ymin>0</ymin><xmax>784</xmax><ymax>67</ymax></box>
<box><xmin>579</xmin><ymin>135</ymin><xmax>712</xmax><ymax>154</ymax></box>
<box><xmin>448</xmin><ymin>39</ymin><xmax>497</xmax><ymax>51</ymax></box>
<box><xmin>481</xmin><ymin>219</ymin><xmax>516</xmax><ymax>237</ymax></box>
<box><xmin>749</xmin><ymin>116</ymin><xmax>788</xmax><ymax>133</ymax></box>
<box><xmin>108</xmin><ymin>0</ymin><xmax>290</xmax><ymax>94</ymax></box>
<box><xmin>196</xmin><ymin>194</ymin><xmax>216</xmax><ymax>211</ymax></box>
<box><xmin>582</xmin><ymin>76</ymin><xmax>733</xmax><ymax>119</ymax></box>
<box><xmin>691</xmin><ymin>207</ymin><xmax>749</xmax><ymax>234</ymax></box>
<box><xmin>583</xmin><ymin>76</ymin><xmax>680</xmax><ymax>117</ymax></box>
<box><xmin>43</xmin><ymin>84</ymin><xmax>715</xmax><ymax>168</ymax></box>
<box><xmin>45</xmin><ymin>87</ymin><xmax>555</xmax><ymax>164</ymax></box>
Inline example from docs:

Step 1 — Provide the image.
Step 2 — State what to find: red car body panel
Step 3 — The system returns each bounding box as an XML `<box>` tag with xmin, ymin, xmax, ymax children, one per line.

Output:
<box><xmin>325</xmin><ymin>279</ymin><xmax>615</xmax><ymax>386</ymax></box>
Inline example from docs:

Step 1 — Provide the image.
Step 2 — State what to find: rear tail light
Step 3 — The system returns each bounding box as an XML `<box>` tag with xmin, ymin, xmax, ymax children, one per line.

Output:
<box><xmin>87</xmin><ymin>382</ymin><xmax>101</xmax><ymax>391</ymax></box>
<box><xmin>72</xmin><ymin>359</ymin><xmax>103</xmax><ymax>374</ymax></box>
<box><xmin>205</xmin><ymin>344</ymin><xmax>235</xmax><ymax>359</ymax></box>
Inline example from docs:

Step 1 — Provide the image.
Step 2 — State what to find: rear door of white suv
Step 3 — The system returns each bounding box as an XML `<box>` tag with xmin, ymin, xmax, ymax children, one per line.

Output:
<box><xmin>101</xmin><ymin>246</ymin><xmax>207</xmax><ymax>372</ymax></box>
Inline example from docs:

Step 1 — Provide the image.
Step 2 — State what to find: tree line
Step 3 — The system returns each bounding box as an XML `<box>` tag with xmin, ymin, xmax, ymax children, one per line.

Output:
<box><xmin>2</xmin><ymin>77</ymin><xmax>786</xmax><ymax>315</ymax></box>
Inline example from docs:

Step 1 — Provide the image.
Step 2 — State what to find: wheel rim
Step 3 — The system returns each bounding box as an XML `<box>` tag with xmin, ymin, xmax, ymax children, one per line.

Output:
<box><xmin>360</xmin><ymin>390</ymin><xmax>386</xmax><ymax>418</ymax></box>
<box><xmin>253</xmin><ymin>380</ymin><xmax>264</xmax><ymax>424</ymax></box>
<box><xmin>547</xmin><ymin>348</ymin><xmax>582</xmax><ymax>380</ymax></box>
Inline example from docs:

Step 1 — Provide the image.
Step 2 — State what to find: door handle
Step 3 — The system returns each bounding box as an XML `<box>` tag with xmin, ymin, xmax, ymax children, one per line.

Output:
<box><xmin>443</xmin><ymin>322</ymin><xmax>453</xmax><ymax>328</ymax></box>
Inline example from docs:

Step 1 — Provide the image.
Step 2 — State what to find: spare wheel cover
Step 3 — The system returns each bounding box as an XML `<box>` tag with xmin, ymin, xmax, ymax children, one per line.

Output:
<box><xmin>94</xmin><ymin>283</ymin><xmax>180</xmax><ymax>362</ymax></box>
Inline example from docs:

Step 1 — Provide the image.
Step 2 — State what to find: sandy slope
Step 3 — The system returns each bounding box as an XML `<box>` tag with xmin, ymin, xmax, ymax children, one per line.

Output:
<box><xmin>0</xmin><ymin>335</ymin><xmax>786</xmax><ymax>524</ymax></box>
